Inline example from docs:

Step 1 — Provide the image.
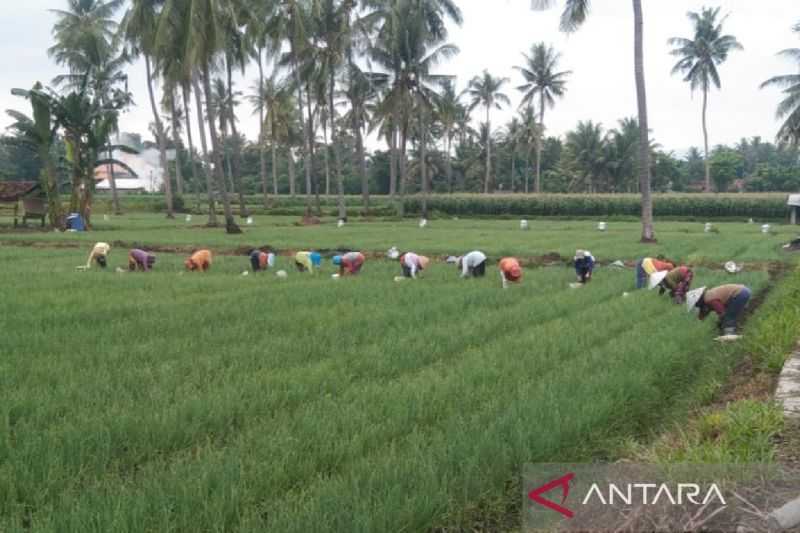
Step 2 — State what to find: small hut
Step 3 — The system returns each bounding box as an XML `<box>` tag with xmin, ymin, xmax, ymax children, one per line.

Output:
<box><xmin>789</xmin><ymin>194</ymin><xmax>800</xmax><ymax>225</ymax></box>
<box><xmin>0</xmin><ymin>181</ymin><xmax>46</xmax><ymax>227</ymax></box>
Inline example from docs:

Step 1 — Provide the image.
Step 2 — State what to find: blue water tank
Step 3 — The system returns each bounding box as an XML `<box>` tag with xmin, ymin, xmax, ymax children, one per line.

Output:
<box><xmin>66</xmin><ymin>213</ymin><xmax>85</xmax><ymax>231</ymax></box>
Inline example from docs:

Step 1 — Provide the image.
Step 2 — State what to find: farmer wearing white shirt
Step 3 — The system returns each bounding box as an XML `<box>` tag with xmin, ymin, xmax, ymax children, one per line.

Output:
<box><xmin>85</xmin><ymin>242</ymin><xmax>111</xmax><ymax>268</ymax></box>
<box><xmin>458</xmin><ymin>251</ymin><xmax>487</xmax><ymax>278</ymax></box>
<box><xmin>399</xmin><ymin>252</ymin><xmax>429</xmax><ymax>279</ymax></box>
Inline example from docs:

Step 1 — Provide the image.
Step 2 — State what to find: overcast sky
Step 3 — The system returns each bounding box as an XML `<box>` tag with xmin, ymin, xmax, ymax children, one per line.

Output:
<box><xmin>0</xmin><ymin>0</ymin><xmax>797</xmax><ymax>156</ymax></box>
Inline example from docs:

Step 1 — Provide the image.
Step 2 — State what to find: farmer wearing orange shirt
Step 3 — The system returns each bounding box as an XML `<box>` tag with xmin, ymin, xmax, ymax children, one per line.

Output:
<box><xmin>687</xmin><ymin>284</ymin><xmax>752</xmax><ymax>336</ymax></box>
<box><xmin>499</xmin><ymin>257</ymin><xmax>522</xmax><ymax>289</ymax></box>
<box><xmin>185</xmin><ymin>249</ymin><xmax>212</xmax><ymax>272</ymax></box>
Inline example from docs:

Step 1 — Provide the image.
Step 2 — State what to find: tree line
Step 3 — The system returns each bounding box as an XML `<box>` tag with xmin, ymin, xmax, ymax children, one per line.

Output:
<box><xmin>3</xmin><ymin>1</ymin><xmax>800</xmax><ymax>237</ymax></box>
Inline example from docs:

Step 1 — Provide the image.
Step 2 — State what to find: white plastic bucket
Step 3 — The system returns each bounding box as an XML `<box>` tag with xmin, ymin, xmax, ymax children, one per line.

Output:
<box><xmin>597</xmin><ymin>222</ymin><xmax>607</xmax><ymax>232</ymax></box>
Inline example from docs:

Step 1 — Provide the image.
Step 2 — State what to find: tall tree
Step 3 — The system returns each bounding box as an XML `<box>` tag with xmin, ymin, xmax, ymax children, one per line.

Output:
<box><xmin>761</xmin><ymin>22</ymin><xmax>800</xmax><ymax>146</ymax></box>
<box><xmin>435</xmin><ymin>79</ymin><xmax>462</xmax><ymax>193</ymax></box>
<box><xmin>464</xmin><ymin>70</ymin><xmax>510</xmax><ymax>193</ymax></box>
<box><xmin>669</xmin><ymin>7</ymin><xmax>743</xmax><ymax>192</ymax></box>
<box><xmin>159</xmin><ymin>0</ymin><xmax>240</xmax><ymax>233</ymax></box>
<box><xmin>514</xmin><ymin>42</ymin><xmax>571</xmax><ymax>193</ymax></box>
<box><xmin>122</xmin><ymin>0</ymin><xmax>176</xmax><ymax>218</ymax></box>
<box><xmin>532</xmin><ymin>0</ymin><xmax>655</xmax><ymax>241</ymax></box>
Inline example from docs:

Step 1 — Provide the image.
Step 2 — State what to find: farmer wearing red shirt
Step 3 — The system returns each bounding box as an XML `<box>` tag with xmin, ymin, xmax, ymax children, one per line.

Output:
<box><xmin>650</xmin><ymin>266</ymin><xmax>694</xmax><ymax>304</ymax></box>
<box><xmin>687</xmin><ymin>284</ymin><xmax>752</xmax><ymax>336</ymax></box>
<box><xmin>334</xmin><ymin>252</ymin><xmax>366</xmax><ymax>276</ymax></box>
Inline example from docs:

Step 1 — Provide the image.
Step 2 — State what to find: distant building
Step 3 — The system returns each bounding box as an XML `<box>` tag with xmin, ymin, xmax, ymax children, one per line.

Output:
<box><xmin>95</xmin><ymin>132</ymin><xmax>166</xmax><ymax>193</ymax></box>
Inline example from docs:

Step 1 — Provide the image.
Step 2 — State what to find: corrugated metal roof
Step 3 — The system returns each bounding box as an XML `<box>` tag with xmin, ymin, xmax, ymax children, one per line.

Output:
<box><xmin>0</xmin><ymin>181</ymin><xmax>41</xmax><ymax>202</ymax></box>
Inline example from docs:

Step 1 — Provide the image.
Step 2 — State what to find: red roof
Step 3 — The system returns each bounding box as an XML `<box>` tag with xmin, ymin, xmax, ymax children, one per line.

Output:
<box><xmin>0</xmin><ymin>181</ymin><xmax>41</xmax><ymax>202</ymax></box>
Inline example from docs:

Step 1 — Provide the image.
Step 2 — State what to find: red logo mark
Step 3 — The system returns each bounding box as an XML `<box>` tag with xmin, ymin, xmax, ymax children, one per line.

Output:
<box><xmin>528</xmin><ymin>473</ymin><xmax>575</xmax><ymax>519</ymax></box>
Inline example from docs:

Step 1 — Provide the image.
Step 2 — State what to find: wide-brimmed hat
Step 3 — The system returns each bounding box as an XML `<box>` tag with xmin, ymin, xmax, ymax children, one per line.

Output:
<box><xmin>332</xmin><ymin>255</ymin><xmax>342</xmax><ymax>266</ymax></box>
<box><xmin>508</xmin><ymin>265</ymin><xmax>522</xmax><ymax>281</ymax></box>
<box><xmin>574</xmin><ymin>249</ymin><xmax>585</xmax><ymax>260</ymax></box>
<box><xmin>686</xmin><ymin>287</ymin><xmax>706</xmax><ymax>311</ymax></box>
<box><xmin>648</xmin><ymin>270</ymin><xmax>669</xmax><ymax>290</ymax></box>
<box><xmin>310</xmin><ymin>252</ymin><xmax>322</xmax><ymax>266</ymax></box>
<box><xmin>419</xmin><ymin>256</ymin><xmax>430</xmax><ymax>270</ymax></box>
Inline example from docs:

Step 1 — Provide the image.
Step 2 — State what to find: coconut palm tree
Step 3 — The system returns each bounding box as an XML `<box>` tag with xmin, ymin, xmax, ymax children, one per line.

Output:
<box><xmin>532</xmin><ymin>0</ymin><xmax>655</xmax><ymax>241</ymax></box>
<box><xmin>760</xmin><ymin>22</ymin><xmax>800</xmax><ymax>146</ymax></box>
<box><xmin>122</xmin><ymin>0</ymin><xmax>176</xmax><ymax>219</ymax></box>
<box><xmin>248</xmin><ymin>70</ymin><xmax>292</xmax><ymax>201</ymax></box>
<box><xmin>435</xmin><ymin>79</ymin><xmax>462</xmax><ymax>193</ymax></box>
<box><xmin>464</xmin><ymin>70</ymin><xmax>510</xmax><ymax>193</ymax></box>
<box><xmin>669</xmin><ymin>7</ymin><xmax>743</xmax><ymax>192</ymax></box>
<box><xmin>514</xmin><ymin>43</ymin><xmax>571</xmax><ymax>193</ymax></box>
<box><xmin>158</xmin><ymin>0</ymin><xmax>240</xmax><ymax>233</ymax></box>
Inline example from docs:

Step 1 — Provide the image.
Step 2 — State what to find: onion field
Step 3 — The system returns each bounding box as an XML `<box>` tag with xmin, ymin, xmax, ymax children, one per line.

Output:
<box><xmin>0</xmin><ymin>220</ymin><xmax>781</xmax><ymax>532</ymax></box>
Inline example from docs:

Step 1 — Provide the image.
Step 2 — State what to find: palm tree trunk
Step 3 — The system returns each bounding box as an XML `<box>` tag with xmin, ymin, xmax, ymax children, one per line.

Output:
<box><xmin>322</xmin><ymin>118</ymin><xmax>331</xmax><ymax>196</ymax></box>
<box><xmin>399</xmin><ymin>125</ymin><xmax>408</xmax><ymax>217</ymax></box>
<box><xmin>633</xmin><ymin>0</ymin><xmax>655</xmax><ymax>242</ymax></box>
<box><xmin>257</xmin><ymin>47</ymin><xmax>269</xmax><ymax>209</ymax></box>
<box><xmin>258</xmin><ymin>46</ymin><xmax>270</xmax><ymax>209</ymax></box>
<box><xmin>106</xmin><ymin>141</ymin><xmax>121</xmax><ymax>214</ymax></box>
<box><xmin>305</xmin><ymin>83</ymin><xmax>322</xmax><ymax>216</ymax></box>
<box><xmin>389</xmin><ymin>124</ymin><xmax>397</xmax><ymax>199</ymax></box>
<box><xmin>145</xmin><ymin>55</ymin><xmax>174</xmax><ymax>218</ymax></box>
<box><xmin>525</xmin><ymin>148</ymin><xmax>531</xmax><ymax>193</ymax></box>
<box><xmin>202</xmin><ymin>64</ymin><xmax>240</xmax><ymax>234</ymax></box>
<box><xmin>68</xmin><ymin>137</ymin><xmax>80</xmax><ymax>213</ymax></box>
<box><xmin>290</xmin><ymin>50</ymin><xmax>313</xmax><ymax>216</ymax></box>
<box><xmin>272</xmin><ymin>141</ymin><xmax>279</xmax><ymax>197</ymax></box>
<box><xmin>288</xmin><ymin>148</ymin><xmax>296</xmax><ymax>197</ymax></box>
<box><xmin>181</xmin><ymin>83</ymin><xmax>201</xmax><ymax>210</ymax></box>
<box><xmin>168</xmin><ymin>93</ymin><xmax>184</xmax><ymax>198</ymax></box>
<box><xmin>192</xmin><ymin>75</ymin><xmax>217</xmax><ymax>226</ymax></box>
<box><xmin>510</xmin><ymin>147</ymin><xmax>516</xmax><ymax>192</ymax></box>
<box><xmin>329</xmin><ymin>73</ymin><xmax>346</xmax><ymax>221</ymax></box>
<box><xmin>353</xmin><ymin>108</ymin><xmax>368</xmax><ymax>213</ymax></box>
<box><xmin>445</xmin><ymin>128</ymin><xmax>453</xmax><ymax>193</ymax></box>
<box><xmin>702</xmin><ymin>86</ymin><xmax>711</xmax><ymax>192</ymax></box>
<box><xmin>420</xmin><ymin>111</ymin><xmax>429</xmax><ymax>219</ymax></box>
<box><xmin>226</xmin><ymin>61</ymin><xmax>248</xmax><ymax>218</ymax></box>
<box><xmin>537</xmin><ymin>96</ymin><xmax>545</xmax><ymax>193</ymax></box>
<box><xmin>485</xmin><ymin>107</ymin><xmax>491</xmax><ymax>194</ymax></box>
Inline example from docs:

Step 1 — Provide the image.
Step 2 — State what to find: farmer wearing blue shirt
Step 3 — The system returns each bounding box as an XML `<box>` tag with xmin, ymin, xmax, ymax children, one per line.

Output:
<box><xmin>574</xmin><ymin>250</ymin><xmax>595</xmax><ymax>284</ymax></box>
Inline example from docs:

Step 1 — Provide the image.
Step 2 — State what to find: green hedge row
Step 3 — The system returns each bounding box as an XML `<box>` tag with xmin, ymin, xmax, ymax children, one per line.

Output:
<box><xmin>96</xmin><ymin>193</ymin><xmax>792</xmax><ymax>220</ymax></box>
<box><xmin>402</xmin><ymin>194</ymin><xmax>791</xmax><ymax>220</ymax></box>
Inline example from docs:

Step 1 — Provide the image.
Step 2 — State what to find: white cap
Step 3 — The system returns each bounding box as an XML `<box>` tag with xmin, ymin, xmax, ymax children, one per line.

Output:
<box><xmin>648</xmin><ymin>270</ymin><xmax>668</xmax><ymax>290</ymax></box>
<box><xmin>686</xmin><ymin>287</ymin><xmax>706</xmax><ymax>311</ymax></box>
<box><xmin>574</xmin><ymin>249</ymin><xmax>585</xmax><ymax>260</ymax></box>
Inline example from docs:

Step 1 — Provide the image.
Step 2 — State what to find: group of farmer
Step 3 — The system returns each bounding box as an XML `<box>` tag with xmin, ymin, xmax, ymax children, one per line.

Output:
<box><xmin>636</xmin><ymin>256</ymin><xmax>752</xmax><ymax>336</ymax></box>
<box><xmin>81</xmin><ymin>241</ymin><xmax>752</xmax><ymax>336</ymax></box>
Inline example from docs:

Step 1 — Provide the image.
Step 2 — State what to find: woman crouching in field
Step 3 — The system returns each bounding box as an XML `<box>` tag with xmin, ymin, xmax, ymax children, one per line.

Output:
<box><xmin>687</xmin><ymin>284</ymin><xmax>752</xmax><ymax>336</ymax></box>
<box><xmin>499</xmin><ymin>257</ymin><xmax>522</xmax><ymax>289</ymax></box>
<box><xmin>574</xmin><ymin>250</ymin><xmax>595</xmax><ymax>284</ymax></box>
<box><xmin>295</xmin><ymin>251</ymin><xmax>322</xmax><ymax>273</ymax></box>
<box><xmin>185</xmin><ymin>249</ymin><xmax>212</xmax><ymax>272</ymax></box>
<box><xmin>334</xmin><ymin>252</ymin><xmax>366</xmax><ymax>276</ymax></box>
<box><xmin>128</xmin><ymin>249</ymin><xmax>156</xmax><ymax>271</ymax></box>
<box><xmin>399</xmin><ymin>252</ymin><xmax>429</xmax><ymax>279</ymax></box>
<box><xmin>250</xmin><ymin>249</ymin><xmax>275</xmax><ymax>273</ymax></box>
<box><xmin>458</xmin><ymin>250</ymin><xmax>487</xmax><ymax>278</ymax></box>
<box><xmin>79</xmin><ymin>242</ymin><xmax>111</xmax><ymax>270</ymax></box>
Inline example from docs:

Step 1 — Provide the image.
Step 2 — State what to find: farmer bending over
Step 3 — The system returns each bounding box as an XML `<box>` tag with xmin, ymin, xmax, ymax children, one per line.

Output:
<box><xmin>574</xmin><ymin>250</ymin><xmax>595</xmax><ymax>284</ymax></box>
<box><xmin>399</xmin><ymin>252</ymin><xmax>429</xmax><ymax>279</ymax></box>
<box><xmin>687</xmin><ymin>284</ymin><xmax>752</xmax><ymax>336</ymax></box>
<box><xmin>499</xmin><ymin>257</ymin><xmax>523</xmax><ymax>289</ymax></box>
<box><xmin>250</xmin><ymin>249</ymin><xmax>274</xmax><ymax>272</ymax></box>
<box><xmin>128</xmin><ymin>249</ymin><xmax>156</xmax><ymax>271</ymax></box>
<box><xmin>84</xmin><ymin>242</ymin><xmax>111</xmax><ymax>269</ymax></box>
<box><xmin>650</xmin><ymin>266</ymin><xmax>694</xmax><ymax>304</ymax></box>
<box><xmin>458</xmin><ymin>250</ymin><xmax>488</xmax><ymax>278</ymax></box>
<box><xmin>185</xmin><ymin>249</ymin><xmax>212</xmax><ymax>272</ymax></box>
<box><xmin>636</xmin><ymin>256</ymin><xmax>674</xmax><ymax>289</ymax></box>
<box><xmin>334</xmin><ymin>252</ymin><xmax>366</xmax><ymax>276</ymax></box>
<box><xmin>295</xmin><ymin>251</ymin><xmax>322</xmax><ymax>273</ymax></box>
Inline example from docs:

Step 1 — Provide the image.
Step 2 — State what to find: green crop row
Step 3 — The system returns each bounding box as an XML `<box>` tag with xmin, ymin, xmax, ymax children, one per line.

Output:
<box><xmin>402</xmin><ymin>194</ymin><xmax>792</xmax><ymax>220</ymax></box>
